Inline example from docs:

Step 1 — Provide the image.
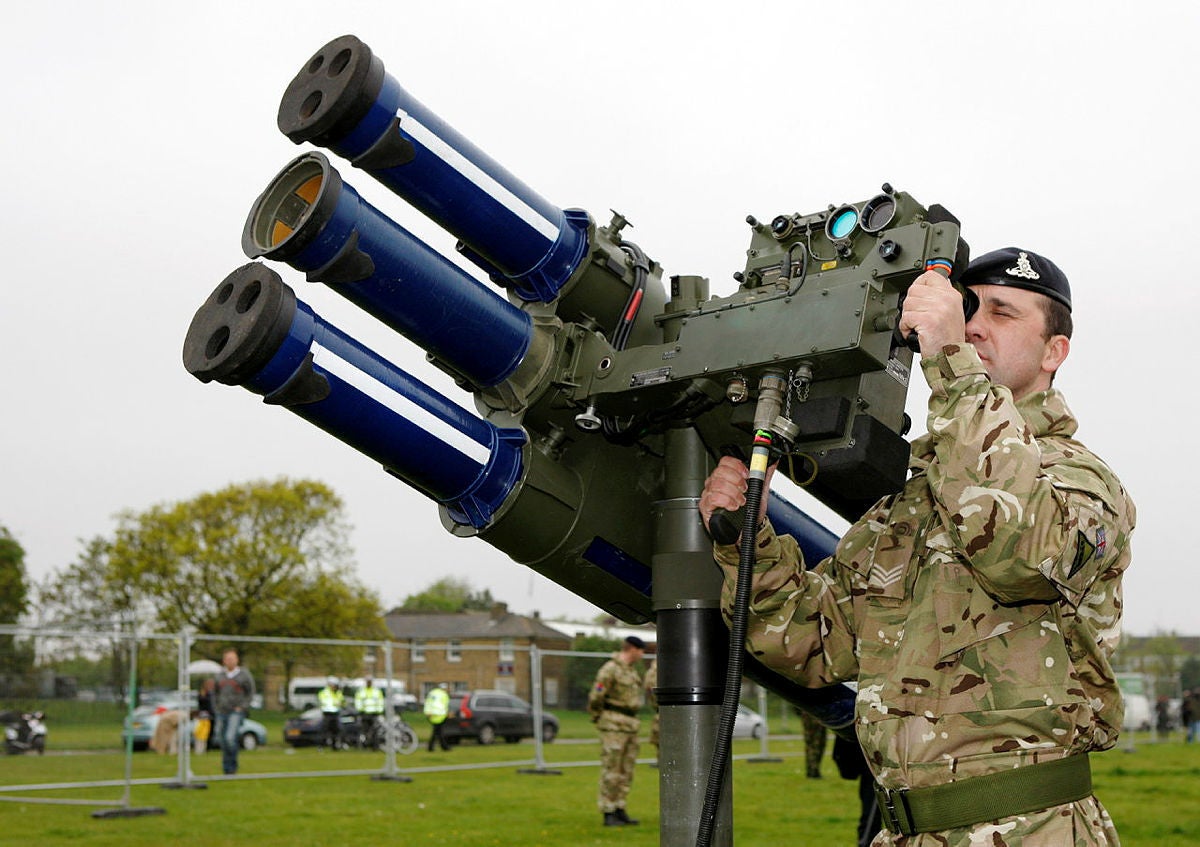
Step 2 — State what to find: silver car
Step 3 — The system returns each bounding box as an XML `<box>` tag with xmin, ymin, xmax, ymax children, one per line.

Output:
<box><xmin>122</xmin><ymin>697</ymin><xmax>267</xmax><ymax>751</ymax></box>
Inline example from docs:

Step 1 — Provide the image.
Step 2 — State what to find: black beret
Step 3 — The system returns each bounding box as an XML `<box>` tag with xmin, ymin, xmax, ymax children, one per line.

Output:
<box><xmin>960</xmin><ymin>247</ymin><xmax>1071</xmax><ymax>312</ymax></box>
<box><xmin>624</xmin><ymin>635</ymin><xmax>646</xmax><ymax>650</ymax></box>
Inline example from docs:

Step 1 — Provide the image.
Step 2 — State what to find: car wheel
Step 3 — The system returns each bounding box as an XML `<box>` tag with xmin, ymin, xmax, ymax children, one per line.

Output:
<box><xmin>541</xmin><ymin>723</ymin><xmax>557</xmax><ymax>743</ymax></box>
<box><xmin>240</xmin><ymin>732</ymin><xmax>259</xmax><ymax>751</ymax></box>
<box><xmin>477</xmin><ymin>723</ymin><xmax>496</xmax><ymax>745</ymax></box>
<box><xmin>751</xmin><ymin>724</ymin><xmax>762</xmax><ymax>740</ymax></box>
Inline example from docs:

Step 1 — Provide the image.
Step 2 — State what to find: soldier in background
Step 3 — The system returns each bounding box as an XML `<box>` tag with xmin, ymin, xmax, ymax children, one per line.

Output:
<box><xmin>643</xmin><ymin>657</ymin><xmax>659</xmax><ymax>762</ymax></box>
<box><xmin>701</xmin><ymin>249</ymin><xmax>1135</xmax><ymax>845</ymax></box>
<box><xmin>797</xmin><ymin>708</ymin><xmax>827</xmax><ymax>779</ymax></box>
<box><xmin>588</xmin><ymin>635</ymin><xmax>646</xmax><ymax>827</ymax></box>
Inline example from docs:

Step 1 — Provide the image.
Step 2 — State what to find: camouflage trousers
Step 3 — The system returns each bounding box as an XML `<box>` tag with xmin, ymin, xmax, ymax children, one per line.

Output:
<box><xmin>597</xmin><ymin>729</ymin><xmax>639</xmax><ymax>812</ymax></box>
<box><xmin>799</xmin><ymin>710</ymin><xmax>827</xmax><ymax>778</ymax></box>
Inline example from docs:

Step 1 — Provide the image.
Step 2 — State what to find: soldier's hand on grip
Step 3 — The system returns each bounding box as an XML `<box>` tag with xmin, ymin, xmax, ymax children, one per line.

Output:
<box><xmin>700</xmin><ymin>456</ymin><xmax>775</xmax><ymax>544</ymax></box>
<box><xmin>898</xmin><ymin>270</ymin><xmax>967</xmax><ymax>355</ymax></box>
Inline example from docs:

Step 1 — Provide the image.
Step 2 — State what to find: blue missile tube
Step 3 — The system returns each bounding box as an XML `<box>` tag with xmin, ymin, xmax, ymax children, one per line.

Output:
<box><xmin>243</xmin><ymin>152</ymin><xmax>532</xmax><ymax>389</ymax></box>
<box><xmin>182</xmin><ymin>263</ymin><xmax>523</xmax><ymax>528</ymax></box>
<box><xmin>767</xmin><ymin>495</ymin><xmax>840</xmax><ymax>567</ymax></box>
<box><xmin>275</xmin><ymin>34</ymin><xmax>588</xmax><ymax>303</ymax></box>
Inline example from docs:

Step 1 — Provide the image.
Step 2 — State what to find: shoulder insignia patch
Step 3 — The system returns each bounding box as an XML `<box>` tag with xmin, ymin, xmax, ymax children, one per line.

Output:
<box><xmin>1069</xmin><ymin>529</ymin><xmax>1096</xmax><ymax>578</ymax></box>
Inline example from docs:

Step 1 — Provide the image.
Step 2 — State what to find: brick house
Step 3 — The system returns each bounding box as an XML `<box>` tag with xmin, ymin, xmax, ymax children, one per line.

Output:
<box><xmin>383</xmin><ymin>603</ymin><xmax>572</xmax><ymax>707</ymax></box>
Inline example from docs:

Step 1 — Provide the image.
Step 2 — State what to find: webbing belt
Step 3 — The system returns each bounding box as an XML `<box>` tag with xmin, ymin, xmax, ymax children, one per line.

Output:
<box><xmin>875</xmin><ymin>754</ymin><xmax>1092</xmax><ymax>836</ymax></box>
<box><xmin>604</xmin><ymin>704</ymin><xmax>639</xmax><ymax>718</ymax></box>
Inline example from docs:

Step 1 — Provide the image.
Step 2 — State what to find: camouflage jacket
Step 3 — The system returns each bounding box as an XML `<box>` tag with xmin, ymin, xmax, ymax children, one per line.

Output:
<box><xmin>589</xmin><ymin>657</ymin><xmax>644</xmax><ymax>732</ymax></box>
<box><xmin>717</xmin><ymin>345</ymin><xmax>1136</xmax><ymax>845</ymax></box>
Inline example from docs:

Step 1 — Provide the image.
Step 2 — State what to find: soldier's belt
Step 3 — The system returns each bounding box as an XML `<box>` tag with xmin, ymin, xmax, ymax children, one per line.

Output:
<box><xmin>875</xmin><ymin>753</ymin><xmax>1092</xmax><ymax>836</ymax></box>
<box><xmin>604</xmin><ymin>705</ymin><xmax>639</xmax><ymax>718</ymax></box>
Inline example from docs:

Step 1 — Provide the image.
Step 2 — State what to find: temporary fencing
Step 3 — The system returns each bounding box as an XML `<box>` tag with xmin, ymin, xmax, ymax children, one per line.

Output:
<box><xmin>0</xmin><ymin>625</ymin><xmax>795</xmax><ymax>818</ymax></box>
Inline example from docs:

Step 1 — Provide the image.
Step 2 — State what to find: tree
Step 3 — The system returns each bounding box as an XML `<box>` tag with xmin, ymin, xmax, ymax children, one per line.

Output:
<box><xmin>40</xmin><ymin>479</ymin><xmax>388</xmax><ymax>666</ymax></box>
<box><xmin>1182</xmin><ymin>656</ymin><xmax>1200</xmax><ymax>692</ymax></box>
<box><xmin>399</xmin><ymin>577</ymin><xmax>496</xmax><ymax>612</ymax></box>
<box><xmin>0</xmin><ymin>525</ymin><xmax>34</xmax><ymax>679</ymax></box>
<box><xmin>0</xmin><ymin>525</ymin><xmax>29</xmax><ymax>624</ymax></box>
<box><xmin>564</xmin><ymin>633</ymin><xmax>622</xmax><ymax>710</ymax></box>
<box><xmin>1122</xmin><ymin>632</ymin><xmax>1186</xmax><ymax>697</ymax></box>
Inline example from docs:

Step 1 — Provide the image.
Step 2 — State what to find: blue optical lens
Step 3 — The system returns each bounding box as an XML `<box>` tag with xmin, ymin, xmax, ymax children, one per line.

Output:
<box><xmin>829</xmin><ymin>208</ymin><xmax>858</xmax><ymax>239</ymax></box>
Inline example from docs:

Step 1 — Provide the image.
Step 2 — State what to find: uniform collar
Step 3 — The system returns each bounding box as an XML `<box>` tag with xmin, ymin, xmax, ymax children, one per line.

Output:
<box><xmin>909</xmin><ymin>386</ymin><xmax>1077</xmax><ymax>475</ymax></box>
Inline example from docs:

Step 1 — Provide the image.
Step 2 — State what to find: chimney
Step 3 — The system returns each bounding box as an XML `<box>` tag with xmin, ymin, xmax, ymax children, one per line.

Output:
<box><xmin>490</xmin><ymin>602</ymin><xmax>508</xmax><ymax>621</ymax></box>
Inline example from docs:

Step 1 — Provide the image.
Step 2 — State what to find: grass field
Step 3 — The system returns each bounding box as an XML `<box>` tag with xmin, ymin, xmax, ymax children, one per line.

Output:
<box><xmin>1</xmin><ymin>711</ymin><xmax>1197</xmax><ymax>846</ymax></box>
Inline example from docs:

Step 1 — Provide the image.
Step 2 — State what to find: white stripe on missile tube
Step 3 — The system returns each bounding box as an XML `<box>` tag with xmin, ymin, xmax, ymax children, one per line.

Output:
<box><xmin>310</xmin><ymin>342</ymin><xmax>492</xmax><ymax>466</ymax></box>
<box><xmin>396</xmin><ymin>109</ymin><xmax>559</xmax><ymax>242</ymax></box>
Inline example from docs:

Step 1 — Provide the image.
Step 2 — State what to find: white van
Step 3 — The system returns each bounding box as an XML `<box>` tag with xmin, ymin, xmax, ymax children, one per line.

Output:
<box><xmin>286</xmin><ymin>677</ymin><xmax>418</xmax><ymax>712</ymax></box>
<box><xmin>344</xmin><ymin>678</ymin><xmax>419</xmax><ymax>712</ymax></box>
<box><xmin>285</xmin><ymin>677</ymin><xmax>330</xmax><ymax>711</ymax></box>
<box><xmin>1116</xmin><ymin>672</ymin><xmax>1152</xmax><ymax>732</ymax></box>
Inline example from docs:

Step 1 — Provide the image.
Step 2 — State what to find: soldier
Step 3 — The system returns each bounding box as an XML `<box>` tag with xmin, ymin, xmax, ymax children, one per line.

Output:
<box><xmin>588</xmin><ymin>635</ymin><xmax>646</xmax><ymax>827</ymax></box>
<box><xmin>797</xmin><ymin>708</ymin><xmax>827</xmax><ymax>779</ymax></box>
<box><xmin>644</xmin><ymin>657</ymin><xmax>659</xmax><ymax>761</ymax></box>
<box><xmin>700</xmin><ymin>249</ymin><xmax>1135</xmax><ymax>846</ymax></box>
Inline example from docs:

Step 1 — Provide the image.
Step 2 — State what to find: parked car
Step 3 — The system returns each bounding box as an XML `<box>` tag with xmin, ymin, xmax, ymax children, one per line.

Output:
<box><xmin>121</xmin><ymin>698</ymin><xmax>267</xmax><ymax>751</ymax></box>
<box><xmin>283</xmin><ymin>707</ymin><xmax>357</xmax><ymax>747</ymax></box>
<box><xmin>733</xmin><ymin>704</ymin><xmax>764</xmax><ymax>739</ymax></box>
<box><xmin>442</xmin><ymin>691</ymin><xmax>558</xmax><ymax>745</ymax></box>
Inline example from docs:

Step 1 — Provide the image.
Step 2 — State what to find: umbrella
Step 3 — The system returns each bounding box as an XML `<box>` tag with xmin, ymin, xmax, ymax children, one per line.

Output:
<box><xmin>187</xmin><ymin>659</ymin><xmax>224</xmax><ymax>676</ymax></box>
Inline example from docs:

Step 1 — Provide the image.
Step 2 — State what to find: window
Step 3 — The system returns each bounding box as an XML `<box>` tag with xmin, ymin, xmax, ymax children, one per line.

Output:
<box><xmin>412</xmin><ymin>639</ymin><xmax>425</xmax><ymax>663</ymax></box>
<box><xmin>447</xmin><ymin>639</ymin><xmax>462</xmax><ymax>662</ymax></box>
<box><xmin>499</xmin><ymin>638</ymin><xmax>515</xmax><ymax>662</ymax></box>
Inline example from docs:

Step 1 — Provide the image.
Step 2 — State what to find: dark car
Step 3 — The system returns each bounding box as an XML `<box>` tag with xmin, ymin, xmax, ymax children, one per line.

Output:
<box><xmin>441</xmin><ymin>690</ymin><xmax>558</xmax><ymax>745</ymax></box>
<box><xmin>283</xmin><ymin>707</ymin><xmax>359</xmax><ymax>747</ymax></box>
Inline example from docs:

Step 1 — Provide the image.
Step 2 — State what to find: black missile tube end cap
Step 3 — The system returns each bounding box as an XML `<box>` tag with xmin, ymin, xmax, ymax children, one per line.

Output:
<box><xmin>183</xmin><ymin>263</ymin><xmax>297</xmax><ymax>387</ymax></box>
<box><xmin>241</xmin><ymin>152</ymin><xmax>342</xmax><ymax>263</ymax></box>
<box><xmin>277</xmin><ymin>34</ymin><xmax>386</xmax><ymax>146</ymax></box>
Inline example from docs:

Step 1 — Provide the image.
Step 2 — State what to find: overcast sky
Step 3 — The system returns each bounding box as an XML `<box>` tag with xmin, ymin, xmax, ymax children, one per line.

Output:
<box><xmin>3</xmin><ymin>2</ymin><xmax>1197</xmax><ymax>636</ymax></box>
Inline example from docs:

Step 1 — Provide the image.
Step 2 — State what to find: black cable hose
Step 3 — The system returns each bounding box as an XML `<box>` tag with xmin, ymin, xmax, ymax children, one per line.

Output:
<box><xmin>612</xmin><ymin>241</ymin><xmax>649</xmax><ymax>351</ymax></box>
<box><xmin>695</xmin><ymin>471</ymin><xmax>765</xmax><ymax>847</ymax></box>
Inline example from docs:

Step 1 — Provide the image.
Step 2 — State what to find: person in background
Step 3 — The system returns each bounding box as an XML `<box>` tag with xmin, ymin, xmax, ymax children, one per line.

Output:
<box><xmin>588</xmin><ymin>635</ymin><xmax>646</xmax><ymax>827</ymax></box>
<box><xmin>1183</xmin><ymin>689</ymin><xmax>1200</xmax><ymax>743</ymax></box>
<box><xmin>212</xmin><ymin>648</ymin><xmax>255</xmax><ymax>775</ymax></box>
<box><xmin>424</xmin><ymin>683</ymin><xmax>451</xmax><ymax>752</ymax></box>
<box><xmin>644</xmin><ymin>657</ymin><xmax>659</xmax><ymax>763</ymax></box>
<box><xmin>797</xmin><ymin>708</ymin><xmax>828</xmax><ymax>779</ymax></box>
<box><xmin>318</xmin><ymin>676</ymin><xmax>344</xmax><ymax>750</ymax></box>
<box><xmin>354</xmin><ymin>675</ymin><xmax>386</xmax><ymax>744</ymax></box>
<box><xmin>1155</xmin><ymin>695</ymin><xmax>1172</xmax><ymax>740</ymax></box>
<box><xmin>194</xmin><ymin>677</ymin><xmax>215</xmax><ymax>755</ymax></box>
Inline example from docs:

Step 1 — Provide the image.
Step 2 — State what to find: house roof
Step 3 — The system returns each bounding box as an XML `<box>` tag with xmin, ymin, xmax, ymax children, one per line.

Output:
<box><xmin>383</xmin><ymin>607</ymin><xmax>571</xmax><ymax>644</ymax></box>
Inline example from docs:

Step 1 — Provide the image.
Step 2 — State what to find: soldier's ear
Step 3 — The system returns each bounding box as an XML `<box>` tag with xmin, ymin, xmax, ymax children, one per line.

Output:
<box><xmin>1042</xmin><ymin>335</ymin><xmax>1069</xmax><ymax>375</ymax></box>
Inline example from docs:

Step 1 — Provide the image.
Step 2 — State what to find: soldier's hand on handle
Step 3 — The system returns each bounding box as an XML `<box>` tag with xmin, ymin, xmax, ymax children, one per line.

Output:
<box><xmin>699</xmin><ymin>456</ymin><xmax>775</xmax><ymax>542</ymax></box>
<box><xmin>898</xmin><ymin>269</ymin><xmax>967</xmax><ymax>355</ymax></box>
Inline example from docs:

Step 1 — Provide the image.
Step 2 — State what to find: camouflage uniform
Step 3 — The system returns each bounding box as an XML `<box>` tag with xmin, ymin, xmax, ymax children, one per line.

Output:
<box><xmin>644</xmin><ymin>659</ymin><xmax>659</xmax><ymax>751</ymax></box>
<box><xmin>716</xmin><ymin>345</ymin><xmax>1136</xmax><ymax>847</ymax></box>
<box><xmin>798</xmin><ymin>708</ymin><xmax>827</xmax><ymax>778</ymax></box>
<box><xmin>589</xmin><ymin>655</ymin><xmax>644</xmax><ymax>813</ymax></box>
